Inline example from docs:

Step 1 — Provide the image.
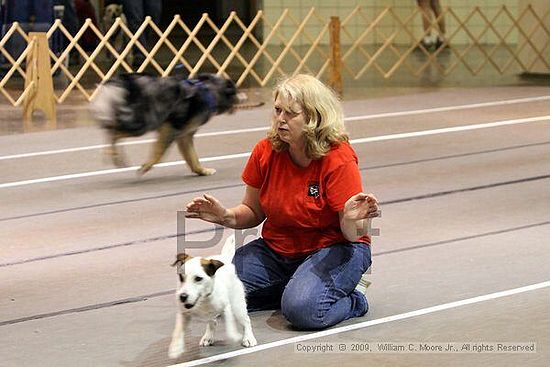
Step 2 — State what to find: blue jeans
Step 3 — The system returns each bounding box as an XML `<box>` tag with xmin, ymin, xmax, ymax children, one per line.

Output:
<box><xmin>233</xmin><ymin>238</ymin><xmax>371</xmax><ymax>330</ymax></box>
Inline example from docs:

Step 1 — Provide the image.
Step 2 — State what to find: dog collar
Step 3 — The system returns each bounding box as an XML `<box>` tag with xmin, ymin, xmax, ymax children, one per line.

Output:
<box><xmin>183</xmin><ymin>79</ymin><xmax>217</xmax><ymax>113</ymax></box>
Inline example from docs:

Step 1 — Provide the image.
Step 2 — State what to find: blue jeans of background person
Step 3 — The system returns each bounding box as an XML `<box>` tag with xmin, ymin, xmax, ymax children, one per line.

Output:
<box><xmin>120</xmin><ymin>0</ymin><xmax>162</xmax><ymax>64</ymax></box>
<box><xmin>233</xmin><ymin>238</ymin><xmax>371</xmax><ymax>330</ymax></box>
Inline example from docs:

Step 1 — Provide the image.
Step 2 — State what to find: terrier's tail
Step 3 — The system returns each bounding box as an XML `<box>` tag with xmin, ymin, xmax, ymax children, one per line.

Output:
<box><xmin>220</xmin><ymin>234</ymin><xmax>236</xmax><ymax>261</ymax></box>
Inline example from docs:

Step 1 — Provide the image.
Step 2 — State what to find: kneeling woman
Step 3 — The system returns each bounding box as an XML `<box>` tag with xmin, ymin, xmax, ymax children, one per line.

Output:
<box><xmin>185</xmin><ymin>74</ymin><xmax>379</xmax><ymax>330</ymax></box>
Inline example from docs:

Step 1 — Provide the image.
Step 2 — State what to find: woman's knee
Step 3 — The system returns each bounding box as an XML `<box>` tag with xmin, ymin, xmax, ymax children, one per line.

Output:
<box><xmin>281</xmin><ymin>243</ymin><xmax>371</xmax><ymax>330</ymax></box>
<box><xmin>281</xmin><ymin>285</ymin><xmax>327</xmax><ymax>330</ymax></box>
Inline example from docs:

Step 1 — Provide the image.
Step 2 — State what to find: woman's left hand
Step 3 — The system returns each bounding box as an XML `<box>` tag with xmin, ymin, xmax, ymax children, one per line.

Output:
<box><xmin>343</xmin><ymin>193</ymin><xmax>380</xmax><ymax>221</ymax></box>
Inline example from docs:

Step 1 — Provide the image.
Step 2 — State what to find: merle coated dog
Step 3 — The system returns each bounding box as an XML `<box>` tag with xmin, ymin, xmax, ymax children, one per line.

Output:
<box><xmin>90</xmin><ymin>73</ymin><xmax>240</xmax><ymax>176</ymax></box>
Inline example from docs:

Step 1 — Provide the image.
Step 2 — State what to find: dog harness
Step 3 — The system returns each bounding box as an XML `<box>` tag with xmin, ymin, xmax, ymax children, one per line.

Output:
<box><xmin>183</xmin><ymin>79</ymin><xmax>217</xmax><ymax>113</ymax></box>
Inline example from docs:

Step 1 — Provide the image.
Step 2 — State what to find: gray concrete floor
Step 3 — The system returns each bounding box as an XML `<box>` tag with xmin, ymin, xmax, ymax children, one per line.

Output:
<box><xmin>0</xmin><ymin>81</ymin><xmax>549</xmax><ymax>367</ymax></box>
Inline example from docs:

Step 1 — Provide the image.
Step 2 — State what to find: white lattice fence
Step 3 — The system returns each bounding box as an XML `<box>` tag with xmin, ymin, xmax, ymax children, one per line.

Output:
<box><xmin>340</xmin><ymin>5</ymin><xmax>549</xmax><ymax>79</ymax></box>
<box><xmin>0</xmin><ymin>6</ymin><xmax>548</xmax><ymax>112</ymax></box>
<box><xmin>0</xmin><ymin>23</ymin><xmax>35</xmax><ymax>106</ymax></box>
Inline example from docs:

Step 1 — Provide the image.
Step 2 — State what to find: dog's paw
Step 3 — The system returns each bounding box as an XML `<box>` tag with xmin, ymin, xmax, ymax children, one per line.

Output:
<box><xmin>241</xmin><ymin>335</ymin><xmax>257</xmax><ymax>348</ymax></box>
<box><xmin>113</xmin><ymin>155</ymin><xmax>128</xmax><ymax>168</ymax></box>
<box><xmin>137</xmin><ymin>163</ymin><xmax>154</xmax><ymax>175</ymax></box>
<box><xmin>168</xmin><ymin>340</ymin><xmax>185</xmax><ymax>359</ymax></box>
<box><xmin>199</xmin><ymin>334</ymin><xmax>215</xmax><ymax>347</ymax></box>
<box><xmin>194</xmin><ymin>167</ymin><xmax>216</xmax><ymax>176</ymax></box>
<box><xmin>105</xmin><ymin>150</ymin><xmax>127</xmax><ymax>168</ymax></box>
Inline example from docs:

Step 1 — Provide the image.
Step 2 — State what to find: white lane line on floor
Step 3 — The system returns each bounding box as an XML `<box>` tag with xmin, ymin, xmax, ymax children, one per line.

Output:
<box><xmin>0</xmin><ymin>127</ymin><xmax>269</xmax><ymax>161</ymax></box>
<box><xmin>1</xmin><ymin>115</ymin><xmax>549</xmax><ymax>189</ymax></box>
<box><xmin>0</xmin><ymin>153</ymin><xmax>251</xmax><ymax>189</ymax></box>
<box><xmin>1</xmin><ymin>95</ymin><xmax>549</xmax><ymax>161</ymax></box>
<box><xmin>351</xmin><ymin>115</ymin><xmax>550</xmax><ymax>143</ymax></box>
<box><xmin>167</xmin><ymin>280</ymin><xmax>550</xmax><ymax>367</ymax></box>
<box><xmin>345</xmin><ymin>94</ymin><xmax>550</xmax><ymax>121</ymax></box>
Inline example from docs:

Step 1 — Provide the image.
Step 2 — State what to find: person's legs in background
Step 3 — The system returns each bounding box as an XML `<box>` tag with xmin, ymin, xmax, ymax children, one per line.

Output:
<box><xmin>144</xmin><ymin>1</ymin><xmax>162</xmax><ymax>27</ymax></box>
<box><xmin>141</xmin><ymin>1</ymin><xmax>162</xmax><ymax>64</ymax></box>
<box><xmin>417</xmin><ymin>0</ymin><xmax>435</xmax><ymax>49</ymax></box>
<box><xmin>54</xmin><ymin>0</ymin><xmax>80</xmax><ymax>64</ymax></box>
<box><xmin>430</xmin><ymin>0</ymin><xmax>447</xmax><ymax>49</ymax></box>
<box><xmin>417</xmin><ymin>0</ymin><xmax>447</xmax><ymax>50</ymax></box>
<box><xmin>120</xmin><ymin>0</ymin><xmax>144</xmax><ymax>67</ymax></box>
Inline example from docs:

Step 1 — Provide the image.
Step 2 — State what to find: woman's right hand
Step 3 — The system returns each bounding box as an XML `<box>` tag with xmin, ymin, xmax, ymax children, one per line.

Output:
<box><xmin>185</xmin><ymin>194</ymin><xmax>229</xmax><ymax>224</ymax></box>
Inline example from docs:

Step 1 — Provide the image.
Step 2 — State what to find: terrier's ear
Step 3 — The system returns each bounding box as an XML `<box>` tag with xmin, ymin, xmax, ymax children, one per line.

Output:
<box><xmin>172</xmin><ymin>253</ymin><xmax>192</xmax><ymax>267</ymax></box>
<box><xmin>200</xmin><ymin>259</ymin><xmax>225</xmax><ymax>277</ymax></box>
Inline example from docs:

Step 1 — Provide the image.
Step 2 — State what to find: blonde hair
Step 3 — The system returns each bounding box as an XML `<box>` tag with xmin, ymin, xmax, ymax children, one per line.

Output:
<box><xmin>267</xmin><ymin>74</ymin><xmax>348</xmax><ymax>159</ymax></box>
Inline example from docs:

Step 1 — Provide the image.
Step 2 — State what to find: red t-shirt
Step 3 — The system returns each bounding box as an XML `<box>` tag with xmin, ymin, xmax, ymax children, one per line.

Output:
<box><xmin>242</xmin><ymin>138</ymin><xmax>370</xmax><ymax>257</ymax></box>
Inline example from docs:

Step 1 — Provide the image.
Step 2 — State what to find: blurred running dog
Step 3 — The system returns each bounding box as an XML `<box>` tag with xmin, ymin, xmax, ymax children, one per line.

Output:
<box><xmin>90</xmin><ymin>73</ymin><xmax>240</xmax><ymax>176</ymax></box>
<box><xmin>169</xmin><ymin>235</ymin><xmax>257</xmax><ymax>359</ymax></box>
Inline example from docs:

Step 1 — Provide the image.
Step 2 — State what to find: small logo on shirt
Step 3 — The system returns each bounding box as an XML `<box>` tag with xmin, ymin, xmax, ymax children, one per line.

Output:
<box><xmin>308</xmin><ymin>182</ymin><xmax>320</xmax><ymax>198</ymax></box>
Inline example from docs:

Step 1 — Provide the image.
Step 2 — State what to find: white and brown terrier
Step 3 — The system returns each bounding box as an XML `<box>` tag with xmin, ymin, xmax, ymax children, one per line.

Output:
<box><xmin>169</xmin><ymin>235</ymin><xmax>257</xmax><ymax>359</ymax></box>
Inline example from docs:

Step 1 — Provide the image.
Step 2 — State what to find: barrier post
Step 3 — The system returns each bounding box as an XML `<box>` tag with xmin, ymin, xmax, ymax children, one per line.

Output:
<box><xmin>23</xmin><ymin>32</ymin><xmax>56</xmax><ymax>131</ymax></box>
<box><xmin>329</xmin><ymin>16</ymin><xmax>343</xmax><ymax>96</ymax></box>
